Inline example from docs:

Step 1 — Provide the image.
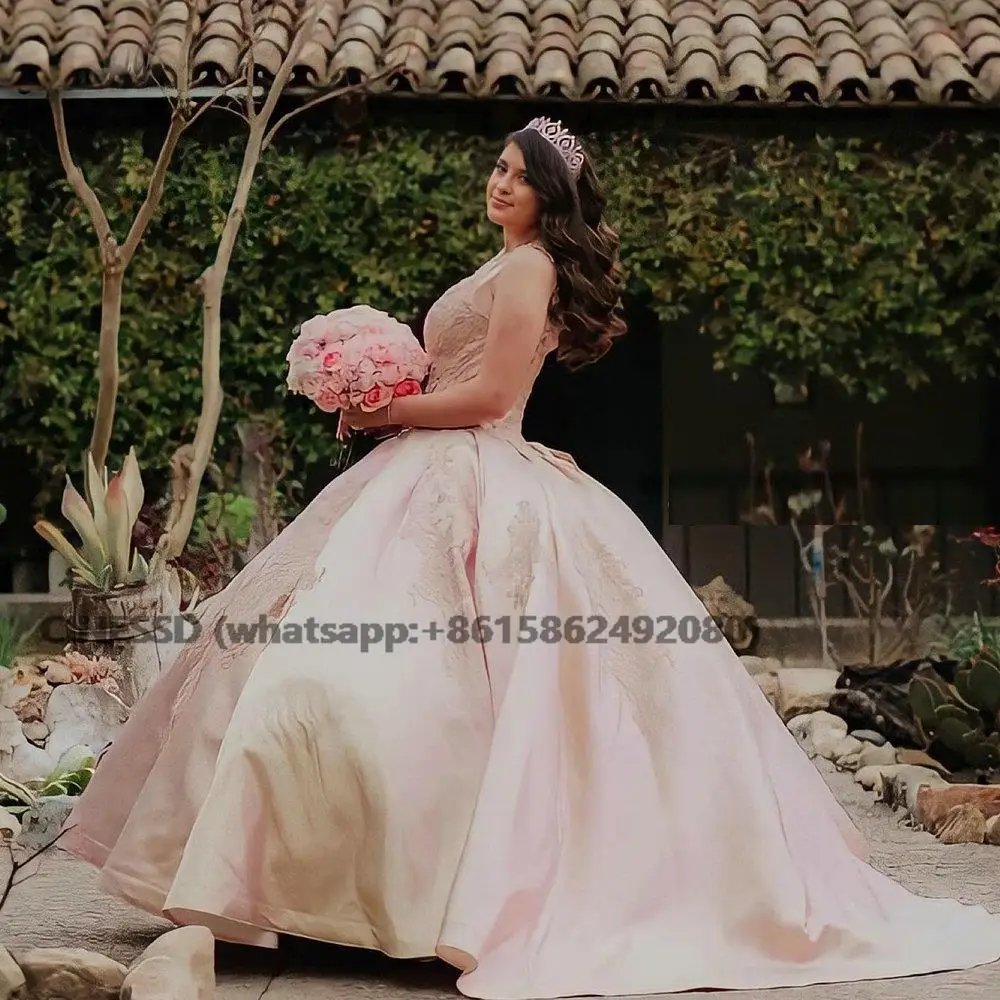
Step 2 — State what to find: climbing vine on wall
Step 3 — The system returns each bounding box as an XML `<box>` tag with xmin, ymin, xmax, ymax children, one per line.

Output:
<box><xmin>1</xmin><ymin>119</ymin><xmax>998</xmax><ymax>514</ymax></box>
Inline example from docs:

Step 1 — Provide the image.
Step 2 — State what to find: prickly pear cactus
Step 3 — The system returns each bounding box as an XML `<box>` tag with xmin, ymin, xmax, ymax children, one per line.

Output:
<box><xmin>909</xmin><ymin>646</ymin><xmax>1000</xmax><ymax>772</ymax></box>
<box><xmin>955</xmin><ymin>643</ymin><xmax>1000</xmax><ymax>717</ymax></box>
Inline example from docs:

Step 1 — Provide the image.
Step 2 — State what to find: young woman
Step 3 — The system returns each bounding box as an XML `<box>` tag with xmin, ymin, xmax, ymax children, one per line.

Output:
<box><xmin>64</xmin><ymin>118</ymin><xmax>1000</xmax><ymax>998</ymax></box>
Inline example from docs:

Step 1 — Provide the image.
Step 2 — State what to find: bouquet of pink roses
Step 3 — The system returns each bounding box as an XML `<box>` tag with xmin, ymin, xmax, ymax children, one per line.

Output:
<box><xmin>285</xmin><ymin>305</ymin><xmax>429</xmax><ymax>419</ymax></box>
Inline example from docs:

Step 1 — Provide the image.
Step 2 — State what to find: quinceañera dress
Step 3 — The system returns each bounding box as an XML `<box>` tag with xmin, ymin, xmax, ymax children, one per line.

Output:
<box><xmin>64</xmin><ymin>244</ymin><xmax>1000</xmax><ymax>998</ymax></box>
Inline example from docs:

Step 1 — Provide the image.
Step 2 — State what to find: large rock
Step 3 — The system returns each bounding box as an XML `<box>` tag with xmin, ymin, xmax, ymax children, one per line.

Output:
<box><xmin>0</xmin><ymin>805</ymin><xmax>20</xmax><ymax>841</ymax></box>
<box><xmin>11</xmin><ymin>687</ymin><xmax>51</xmax><ymax>724</ymax></box>
<box><xmin>856</xmin><ymin>741</ymin><xmax>898</xmax><ymax>769</ymax></box>
<box><xmin>986</xmin><ymin>814</ymin><xmax>1000</xmax><ymax>846</ymax></box>
<box><xmin>43</xmin><ymin>683</ymin><xmax>127</xmax><ymax>761</ymax></box>
<box><xmin>739</xmin><ymin>656</ymin><xmax>781</xmax><ymax>676</ymax></box>
<box><xmin>938</xmin><ymin>803</ymin><xmax>987</xmax><ymax>844</ymax></box>
<box><xmin>16</xmin><ymin>794</ymin><xmax>76</xmax><ymax>852</ymax></box>
<box><xmin>0</xmin><ymin>680</ymin><xmax>32</xmax><ymax>710</ymax></box>
<box><xmin>854</xmin><ymin>762</ymin><xmax>918</xmax><ymax>790</ymax></box>
<box><xmin>752</xmin><ymin>672</ymin><xmax>780</xmax><ymax>711</ymax></box>
<box><xmin>786</xmin><ymin>710</ymin><xmax>847</xmax><ymax>758</ymax></box>
<box><xmin>0</xmin><ymin>705</ymin><xmax>57</xmax><ymax>783</ymax></box>
<box><xmin>693</xmin><ymin>576</ymin><xmax>758</xmax><ymax>652</ymax></box>
<box><xmin>776</xmin><ymin>668</ymin><xmax>839</xmax><ymax>721</ymax></box>
<box><xmin>0</xmin><ymin>705</ymin><xmax>23</xmax><ymax>758</ymax></box>
<box><xmin>3</xmin><ymin>742</ymin><xmax>58</xmax><ymax>784</ymax></box>
<box><xmin>8</xmin><ymin>946</ymin><xmax>127</xmax><ymax>1000</ymax></box>
<box><xmin>122</xmin><ymin>927</ymin><xmax>215</xmax><ymax>1000</ymax></box>
<box><xmin>914</xmin><ymin>785</ymin><xmax>1000</xmax><ymax>837</ymax></box>
<box><xmin>895</xmin><ymin>748</ymin><xmax>950</xmax><ymax>775</ymax></box>
<box><xmin>875</xmin><ymin>765</ymin><xmax>947</xmax><ymax>815</ymax></box>
<box><xmin>0</xmin><ymin>946</ymin><xmax>26</xmax><ymax>999</ymax></box>
<box><xmin>828</xmin><ymin>734</ymin><xmax>864</xmax><ymax>762</ymax></box>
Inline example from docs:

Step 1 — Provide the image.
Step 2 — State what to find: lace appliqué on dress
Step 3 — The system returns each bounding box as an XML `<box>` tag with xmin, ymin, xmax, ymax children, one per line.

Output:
<box><xmin>480</xmin><ymin>500</ymin><xmax>541</xmax><ymax>617</ymax></box>
<box><xmin>398</xmin><ymin>438</ymin><xmax>481</xmax><ymax>669</ymax></box>
<box><xmin>421</xmin><ymin>248</ymin><xmax>557</xmax><ymax>437</ymax></box>
<box><xmin>571</xmin><ymin>521</ymin><xmax>674</xmax><ymax>778</ymax></box>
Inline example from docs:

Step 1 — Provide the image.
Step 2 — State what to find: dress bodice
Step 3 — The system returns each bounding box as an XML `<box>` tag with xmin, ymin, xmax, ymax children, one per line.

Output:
<box><xmin>421</xmin><ymin>245</ymin><xmax>559</xmax><ymax>435</ymax></box>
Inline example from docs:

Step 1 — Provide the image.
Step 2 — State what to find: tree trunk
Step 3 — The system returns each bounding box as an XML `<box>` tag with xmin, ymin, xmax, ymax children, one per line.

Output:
<box><xmin>238</xmin><ymin>417</ymin><xmax>280</xmax><ymax>560</ymax></box>
<box><xmin>88</xmin><ymin>266</ymin><xmax>124</xmax><ymax>470</ymax></box>
<box><xmin>160</xmin><ymin>132</ymin><xmax>267</xmax><ymax>561</ymax></box>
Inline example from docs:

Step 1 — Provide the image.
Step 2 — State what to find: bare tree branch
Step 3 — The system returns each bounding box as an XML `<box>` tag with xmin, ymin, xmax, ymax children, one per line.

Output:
<box><xmin>159</xmin><ymin>0</ymin><xmax>409</xmax><ymax>561</ymax></box>
<box><xmin>240</xmin><ymin>0</ymin><xmax>256</xmax><ymax>120</ymax></box>
<box><xmin>263</xmin><ymin>68</ymin><xmax>390</xmax><ymax>151</ymax></box>
<box><xmin>48</xmin><ymin>93</ymin><xmax>116</xmax><ymax>259</ymax></box>
<box><xmin>51</xmin><ymin>89</ymin><xmax>126</xmax><ymax>468</ymax></box>
<box><xmin>120</xmin><ymin>110</ymin><xmax>187</xmax><ymax>264</ymax></box>
<box><xmin>186</xmin><ymin>81</ymin><xmax>257</xmax><ymax>130</ymax></box>
<box><xmin>258</xmin><ymin>0</ymin><xmax>324</xmax><ymax>124</ymax></box>
<box><xmin>47</xmin><ymin>0</ymin><xmax>202</xmax><ymax>469</ymax></box>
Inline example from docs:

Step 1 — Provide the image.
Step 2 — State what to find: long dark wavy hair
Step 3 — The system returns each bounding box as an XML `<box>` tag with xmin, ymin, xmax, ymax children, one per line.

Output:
<box><xmin>506</xmin><ymin>125</ymin><xmax>627</xmax><ymax>369</ymax></box>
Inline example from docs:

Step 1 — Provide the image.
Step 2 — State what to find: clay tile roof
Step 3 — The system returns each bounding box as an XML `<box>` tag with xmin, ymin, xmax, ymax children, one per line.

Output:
<box><xmin>1</xmin><ymin>0</ymin><xmax>1000</xmax><ymax>105</ymax></box>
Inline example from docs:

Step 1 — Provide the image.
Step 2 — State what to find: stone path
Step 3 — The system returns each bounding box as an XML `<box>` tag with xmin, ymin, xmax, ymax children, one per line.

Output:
<box><xmin>2</xmin><ymin>759</ymin><xmax>999</xmax><ymax>999</ymax></box>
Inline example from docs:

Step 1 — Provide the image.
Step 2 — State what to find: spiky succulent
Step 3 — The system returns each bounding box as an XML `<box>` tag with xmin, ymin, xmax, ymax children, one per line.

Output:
<box><xmin>33</xmin><ymin>447</ymin><xmax>149</xmax><ymax>590</ymax></box>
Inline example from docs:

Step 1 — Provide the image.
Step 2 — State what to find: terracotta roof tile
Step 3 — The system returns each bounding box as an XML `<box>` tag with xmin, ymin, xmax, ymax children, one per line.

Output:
<box><xmin>1</xmin><ymin>0</ymin><xmax>999</xmax><ymax>104</ymax></box>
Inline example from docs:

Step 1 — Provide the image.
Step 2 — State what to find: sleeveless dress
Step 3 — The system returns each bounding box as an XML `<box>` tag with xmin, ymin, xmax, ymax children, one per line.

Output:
<box><xmin>62</xmin><ymin>244</ymin><xmax>1000</xmax><ymax>998</ymax></box>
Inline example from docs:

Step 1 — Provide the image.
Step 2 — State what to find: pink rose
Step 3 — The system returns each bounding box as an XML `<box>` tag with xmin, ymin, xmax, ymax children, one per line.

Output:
<box><xmin>297</xmin><ymin>314</ymin><xmax>337</xmax><ymax>347</ymax></box>
<box><xmin>314</xmin><ymin>386</ymin><xmax>345</xmax><ymax>413</ymax></box>
<box><xmin>285</xmin><ymin>304</ymin><xmax>429</xmax><ymax>416</ymax></box>
<box><xmin>299</xmin><ymin>372</ymin><xmax>326</xmax><ymax>399</ymax></box>
<box><xmin>326</xmin><ymin>306</ymin><xmax>412</xmax><ymax>345</ymax></box>
<box><xmin>393</xmin><ymin>378</ymin><xmax>422</xmax><ymax>398</ymax></box>
<box><xmin>375</xmin><ymin>362</ymin><xmax>404</xmax><ymax>384</ymax></box>
<box><xmin>352</xmin><ymin>356</ymin><xmax>379</xmax><ymax>393</ymax></box>
<box><xmin>362</xmin><ymin>384</ymin><xmax>389</xmax><ymax>409</ymax></box>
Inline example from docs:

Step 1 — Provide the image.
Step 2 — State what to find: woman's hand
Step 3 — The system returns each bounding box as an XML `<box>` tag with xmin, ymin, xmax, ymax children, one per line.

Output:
<box><xmin>339</xmin><ymin>405</ymin><xmax>393</xmax><ymax>434</ymax></box>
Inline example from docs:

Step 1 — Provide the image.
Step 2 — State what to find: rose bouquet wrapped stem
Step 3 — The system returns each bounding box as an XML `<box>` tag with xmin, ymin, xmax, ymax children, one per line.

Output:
<box><xmin>285</xmin><ymin>306</ymin><xmax>429</xmax><ymax>443</ymax></box>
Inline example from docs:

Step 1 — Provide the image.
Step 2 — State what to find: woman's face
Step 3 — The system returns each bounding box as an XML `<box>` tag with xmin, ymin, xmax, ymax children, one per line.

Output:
<box><xmin>486</xmin><ymin>141</ymin><xmax>540</xmax><ymax>235</ymax></box>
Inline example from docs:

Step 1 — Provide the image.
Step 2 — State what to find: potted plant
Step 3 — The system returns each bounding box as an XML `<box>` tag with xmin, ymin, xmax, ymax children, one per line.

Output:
<box><xmin>31</xmin><ymin>448</ymin><xmax>168</xmax><ymax>703</ymax></box>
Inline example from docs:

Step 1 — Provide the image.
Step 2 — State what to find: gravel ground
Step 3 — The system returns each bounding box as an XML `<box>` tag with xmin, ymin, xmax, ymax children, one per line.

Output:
<box><xmin>2</xmin><ymin>759</ymin><xmax>999</xmax><ymax>1000</ymax></box>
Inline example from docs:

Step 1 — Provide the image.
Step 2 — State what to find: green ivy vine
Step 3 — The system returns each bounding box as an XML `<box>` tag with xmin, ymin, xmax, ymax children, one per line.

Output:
<box><xmin>1</xmin><ymin>120</ymin><xmax>998</xmax><ymax>515</ymax></box>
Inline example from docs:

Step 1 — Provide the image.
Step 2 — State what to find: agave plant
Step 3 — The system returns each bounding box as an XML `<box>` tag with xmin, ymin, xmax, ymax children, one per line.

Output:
<box><xmin>33</xmin><ymin>447</ymin><xmax>149</xmax><ymax>591</ymax></box>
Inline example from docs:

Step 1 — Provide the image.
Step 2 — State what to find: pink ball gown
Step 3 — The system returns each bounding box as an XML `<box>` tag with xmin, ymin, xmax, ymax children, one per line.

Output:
<box><xmin>62</xmin><ymin>243</ymin><xmax>1000</xmax><ymax>998</ymax></box>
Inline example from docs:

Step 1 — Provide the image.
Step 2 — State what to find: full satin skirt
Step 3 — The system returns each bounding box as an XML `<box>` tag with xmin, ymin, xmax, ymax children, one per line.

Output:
<box><xmin>62</xmin><ymin>427</ymin><xmax>1000</xmax><ymax>998</ymax></box>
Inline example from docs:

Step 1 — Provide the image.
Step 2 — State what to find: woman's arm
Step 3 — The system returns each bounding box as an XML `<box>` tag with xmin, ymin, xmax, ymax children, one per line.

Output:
<box><xmin>387</xmin><ymin>247</ymin><xmax>556</xmax><ymax>429</ymax></box>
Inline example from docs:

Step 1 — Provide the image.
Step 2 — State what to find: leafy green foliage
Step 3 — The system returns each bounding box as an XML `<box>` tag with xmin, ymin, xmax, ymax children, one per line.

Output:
<box><xmin>0</xmin><ymin>744</ymin><xmax>96</xmax><ymax>811</ymax></box>
<box><xmin>191</xmin><ymin>490</ymin><xmax>256</xmax><ymax>551</ymax></box>
<box><xmin>0</xmin><ymin>614</ymin><xmax>36</xmax><ymax>670</ymax></box>
<box><xmin>940</xmin><ymin>612</ymin><xmax>1000</xmax><ymax>663</ymax></box>
<box><xmin>2</xmin><ymin>122</ymin><xmax>999</xmax><ymax>517</ymax></box>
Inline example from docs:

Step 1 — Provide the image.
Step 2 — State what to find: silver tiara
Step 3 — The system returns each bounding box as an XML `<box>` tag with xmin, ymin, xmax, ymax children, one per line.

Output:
<box><xmin>525</xmin><ymin>117</ymin><xmax>584</xmax><ymax>178</ymax></box>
